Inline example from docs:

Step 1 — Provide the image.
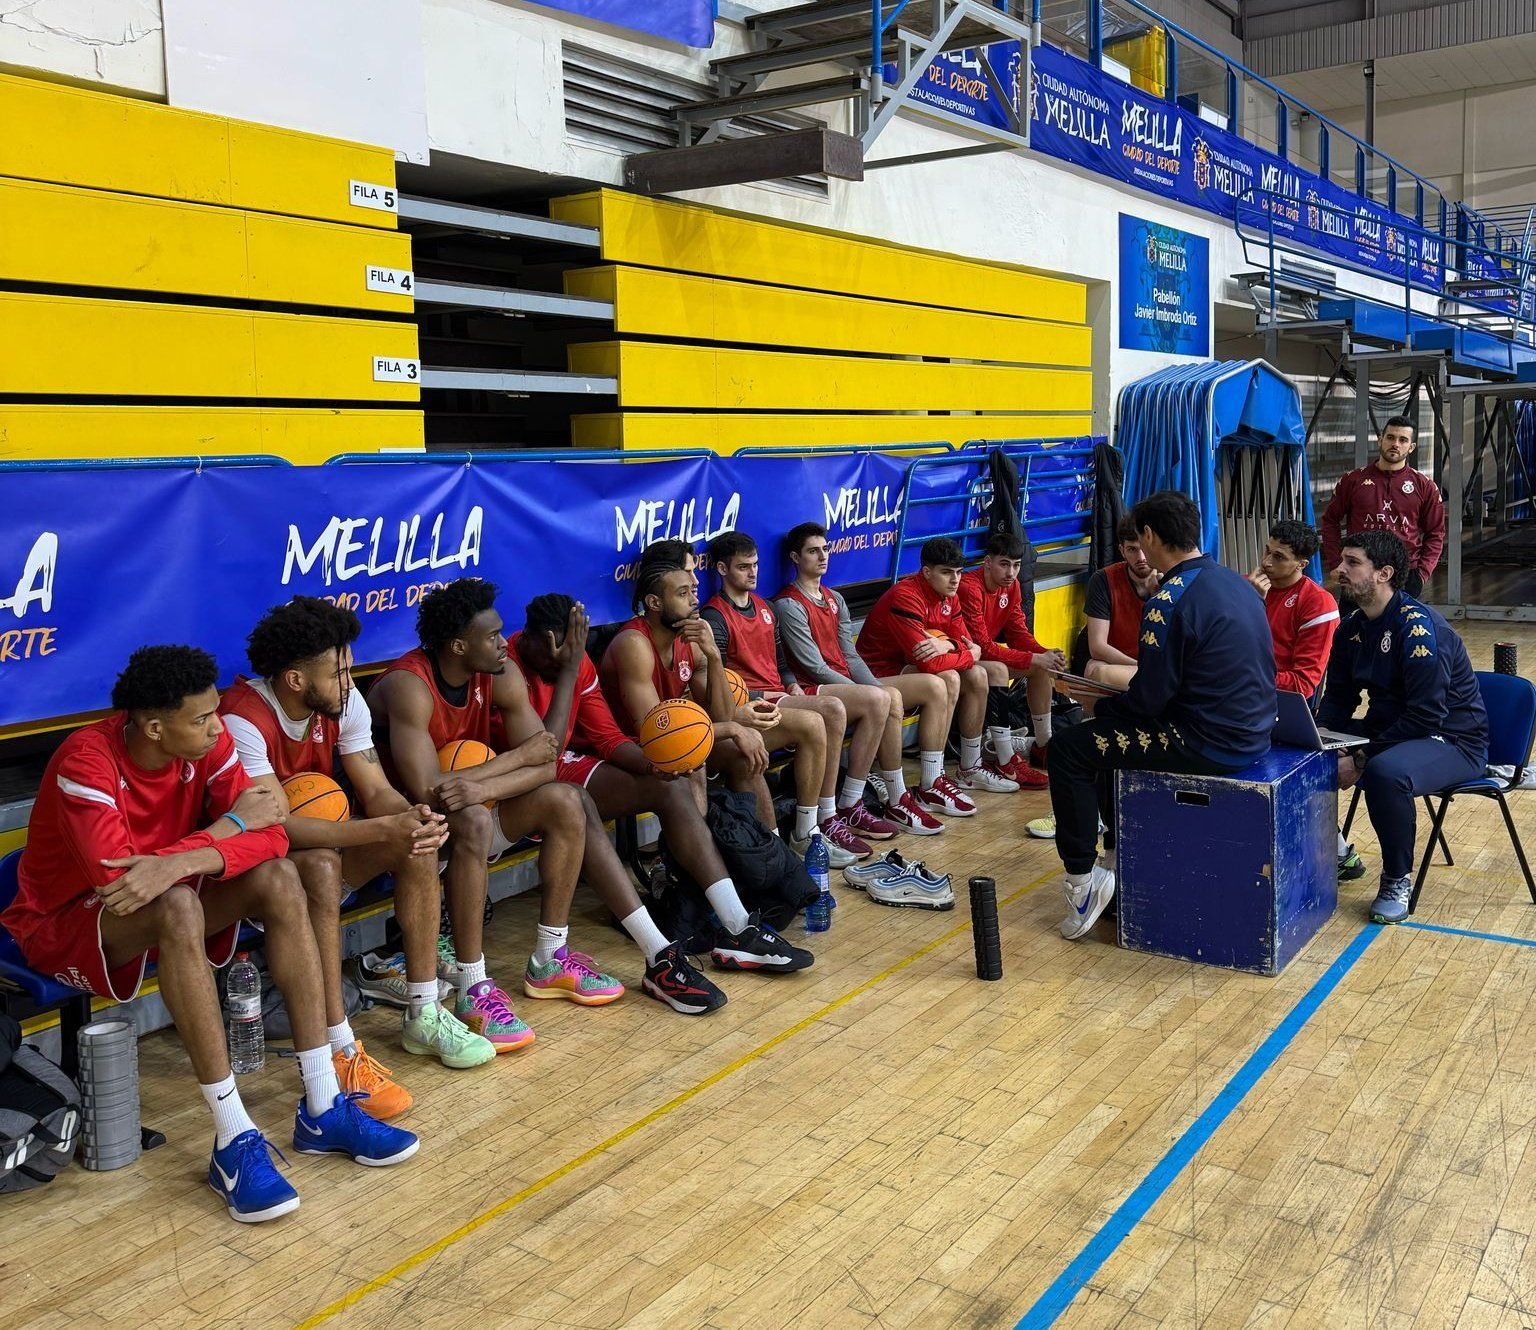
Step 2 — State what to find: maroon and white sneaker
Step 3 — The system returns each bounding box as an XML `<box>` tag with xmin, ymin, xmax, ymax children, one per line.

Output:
<box><xmin>1003</xmin><ymin>754</ymin><xmax>1049</xmax><ymax>789</ymax></box>
<box><xmin>840</xmin><ymin>802</ymin><xmax>900</xmax><ymax>841</ymax></box>
<box><xmin>885</xmin><ymin>790</ymin><xmax>945</xmax><ymax>836</ymax></box>
<box><xmin>820</xmin><ymin>813</ymin><xmax>872</xmax><ymax>860</ymax></box>
<box><xmin>915</xmin><ymin>775</ymin><xmax>977</xmax><ymax>818</ymax></box>
<box><xmin>958</xmin><ymin>762</ymin><xmax>1020</xmax><ymax>794</ymax></box>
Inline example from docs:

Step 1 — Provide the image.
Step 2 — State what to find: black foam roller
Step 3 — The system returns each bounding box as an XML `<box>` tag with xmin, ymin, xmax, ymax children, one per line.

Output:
<box><xmin>969</xmin><ymin>876</ymin><xmax>1003</xmax><ymax>981</ymax></box>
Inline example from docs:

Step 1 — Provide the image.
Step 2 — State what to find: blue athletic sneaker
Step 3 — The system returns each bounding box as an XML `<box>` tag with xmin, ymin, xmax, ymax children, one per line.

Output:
<box><xmin>208</xmin><ymin>1129</ymin><xmax>300</xmax><ymax>1223</ymax></box>
<box><xmin>843</xmin><ymin>848</ymin><xmax>911</xmax><ymax>891</ymax></box>
<box><xmin>1369</xmin><ymin>874</ymin><xmax>1413</xmax><ymax>924</ymax></box>
<box><xmin>293</xmin><ymin>1092</ymin><xmax>420</xmax><ymax>1166</ymax></box>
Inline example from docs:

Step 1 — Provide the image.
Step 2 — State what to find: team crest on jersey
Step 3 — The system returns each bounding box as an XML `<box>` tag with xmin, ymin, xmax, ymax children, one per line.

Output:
<box><xmin>940</xmin><ymin>603</ymin><xmax>952</xmax><ymax>617</ymax></box>
<box><xmin>760</xmin><ymin>608</ymin><xmax>773</xmax><ymax>625</ymax></box>
<box><xmin>1380</xmin><ymin>631</ymin><xmax>1392</xmax><ymax>653</ymax></box>
<box><xmin>1402</xmin><ymin>480</ymin><xmax>1414</xmax><ymax>494</ymax></box>
<box><xmin>1285</xmin><ymin>593</ymin><xmax>1298</xmax><ymax>608</ymax></box>
<box><xmin>998</xmin><ymin>593</ymin><xmax>1009</xmax><ymax>609</ymax></box>
<box><xmin>181</xmin><ymin>762</ymin><xmax>195</xmax><ymax>783</ymax></box>
<box><xmin>678</xmin><ymin>660</ymin><xmax>693</xmax><ymax>682</ymax></box>
<box><xmin>311</xmin><ymin>718</ymin><xmax>324</xmax><ymax>741</ymax></box>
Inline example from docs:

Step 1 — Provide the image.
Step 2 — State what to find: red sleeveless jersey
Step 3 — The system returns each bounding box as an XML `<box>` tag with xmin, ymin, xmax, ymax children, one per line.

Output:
<box><xmin>376</xmin><ymin>647</ymin><xmax>502</xmax><ymax>750</ymax></box>
<box><xmin>219</xmin><ymin>677</ymin><xmax>337</xmax><ymax>781</ymax></box>
<box><xmin>601</xmin><ymin>617</ymin><xmax>696</xmax><ymax>734</ymax></box>
<box><xmin>1105</xmin><ymin>562</ymin><xmax>1144</xmax><ymax>662</ymax></box>
<box><xmin>704</xmin><ymin>592</ymin><xmax>780</xmax><ymax>692</ymax></box>
<box><xmin>776</xmin><ymin>583</ymin><xmax>850</xmax><ymax>682</ymax></box>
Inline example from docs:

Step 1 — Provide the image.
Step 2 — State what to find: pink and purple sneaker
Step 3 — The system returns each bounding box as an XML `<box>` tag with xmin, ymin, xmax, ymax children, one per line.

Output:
<box><xmin>454</xmin><ymin>980</ymin><xmax>536</xmax><ymax>1052</ymax></box>
<box><xmin>523</xmin><ymin>947</ymin><xmax>624</xmax><ymax>1006</ymax></box>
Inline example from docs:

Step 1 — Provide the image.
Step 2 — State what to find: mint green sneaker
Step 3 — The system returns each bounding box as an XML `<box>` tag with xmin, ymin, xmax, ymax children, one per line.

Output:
<box><xmin>401</xmin><ymin>1002</ymin><xmax>497</xmax><ymax>1069</ymax></box>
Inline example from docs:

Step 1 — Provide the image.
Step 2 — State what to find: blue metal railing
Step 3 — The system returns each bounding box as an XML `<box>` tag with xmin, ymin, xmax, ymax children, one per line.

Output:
<box><xmin>1236</xmin><ymin>188</ymin><xmax>1536</xmax><ymax>356</ymax></box>
<box><xmin>0</xmin><ymin>454</ymin><xmax>292</xmax><ymax>471</ymax></box>
<box><xmin>891</xmin><ymin>438</ymin><xmax>1098</xmax><ymax>579</ymax></box>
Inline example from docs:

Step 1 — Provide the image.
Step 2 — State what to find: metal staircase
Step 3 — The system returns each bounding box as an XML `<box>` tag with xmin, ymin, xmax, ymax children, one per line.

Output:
<box><xmin>625</xmin><ymin>0</ymin><xmax>1033</xmax><ymax>194</ymax></box>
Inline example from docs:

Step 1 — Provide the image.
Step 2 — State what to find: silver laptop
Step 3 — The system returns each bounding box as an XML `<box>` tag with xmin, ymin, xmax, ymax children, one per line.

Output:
<box><xmin>1274</xmin><ymin>689</ymin><xmax>1367</xmax><ymax>752</ymax></box>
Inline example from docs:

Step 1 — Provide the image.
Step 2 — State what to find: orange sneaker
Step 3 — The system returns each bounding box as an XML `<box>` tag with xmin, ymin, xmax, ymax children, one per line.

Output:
<box><xmin>333</xmin><ymin>1040</ymin><xmax>413</xmax><ymax>1121</ymax></box>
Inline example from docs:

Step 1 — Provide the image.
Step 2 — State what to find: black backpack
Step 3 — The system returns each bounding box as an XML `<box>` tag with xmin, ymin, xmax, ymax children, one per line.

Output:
<box><xmin>657</xmin><ymin>787</ymin><xmax>819</xmax><ymax>947</ymax></box>
<box><xmin>0</xmin><ymin>1012</ymin><xmax>81</xmax><ymax>1194</ymax></box>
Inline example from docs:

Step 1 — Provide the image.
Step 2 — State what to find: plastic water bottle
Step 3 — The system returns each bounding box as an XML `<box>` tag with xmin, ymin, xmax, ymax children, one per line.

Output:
<box><xmin>226</xmin><ymin>953</ymin><xmax>265</xmax><ymax>1074</ymax></box>
<box><xmin>803</xmin><ymin>831</ymin><xmax>834</xmax><ymax>933</ymax></box>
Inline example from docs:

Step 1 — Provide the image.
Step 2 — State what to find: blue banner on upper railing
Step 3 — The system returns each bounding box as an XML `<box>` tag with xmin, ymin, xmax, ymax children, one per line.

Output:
<box><xmin>0</xmin><ymin>451</ymin><xmax>908</xmax><ymax>728</ymax></box>
<box><xmin>524</xmin><ymin>0</ymin><xmax>714</xmax><ymax>47</ymax></box>
<box><xmin>900</xmin><ymin>38</ymin><xmax>1443</xmax><ymax>290</ymax></box>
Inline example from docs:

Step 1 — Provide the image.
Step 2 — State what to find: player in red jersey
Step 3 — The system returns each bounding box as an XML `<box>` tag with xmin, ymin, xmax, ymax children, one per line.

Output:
<box><xmin>1320</xmin><ymin>417</ymin><xmax>1445</xmax><ymax>597</ymax></box>
<box><xmin>857</xmin><ymin>538</ymin><xmax>1000</xmax><ymax>820</ymax></box>
<box><xmin>703</xmin><ymin>530</ymin><xmax>897</xmax><ymax>868</ymax></box>
<box><xmin>604</xmin><ymin>552</ymin><xmax>829</xmax><ymax>842</ymax></box>
<box><xmin>515</xmin><ymin>592</ymin><xmax>809</xmax><ymax>1007</ymax></box>
<box><xmin>223</xmin><ymin>599</ymin><xmax>489</xmax><ymax>1114</ymax></box>
<box><xmin>1246</xmin><ymin>520</ymin><xmax>1340</xmax><ymax>698</ymax></box>
<box><xmin>772</xmin><ymin>521</ymin><xmax>941</xmax><ymax>838</ymax></box>
<box><xmin>0</xmin><ymin>646</ymin><xmax>417</xmax><ymax>1223</ymax></box>
<box><xmin>369</xmin><ymin>578</ymin><xmax>623</xmax><ymax>1054</ymax></box>
<box><xmin>958</xmin><ymin>532</ymin><xmax>1069</xmax><ymax>790</ymax></box>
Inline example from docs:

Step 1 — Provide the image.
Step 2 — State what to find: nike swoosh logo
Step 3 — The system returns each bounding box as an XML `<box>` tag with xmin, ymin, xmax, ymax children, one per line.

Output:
<box><xmin>299</xmin><ymin>1118</ymin><xmax>326</xmax><ymax>1136</ymax></box>
<box><xmin>214</xmin><ymin>1163</ymin><xmax>240</xmax><ymax>1190</ymax></box>
<box><xmin>1076</xmin><ymin>894</ymin><xmax>1092</xmax><ymax>915</ymax></box>
<box><xmin>217</xmin><ymin>1089</ymin><xmax>234</xmax><ymax>1101</ymax></box>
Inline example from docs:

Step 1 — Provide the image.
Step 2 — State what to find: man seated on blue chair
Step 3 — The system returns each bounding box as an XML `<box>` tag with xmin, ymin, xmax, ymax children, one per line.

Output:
<box><xmin>1047</xmin><ymin>491</ymin><xmax>1276</xmax><ymax>941</ymax></box>
<box><xmin>0</xmin><ymin>645</ymin><xmax>418</xmax><ymax>1224</ymax></box>
<box><xmin>1318</xmin><ymin>531</ymin><xmax>1489</xmax><ymax>923</ymax></box>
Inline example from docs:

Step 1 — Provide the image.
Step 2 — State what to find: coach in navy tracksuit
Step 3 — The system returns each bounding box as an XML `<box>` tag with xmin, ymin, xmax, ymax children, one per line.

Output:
<box><xmin>1317</xmin><ymin>530</ymin><xmax>1487</xmax><ymax>923</ymax></box>
<box><xmin>1049</xmin><ymin>490</ymin><xmax>1276</xmax><ymax>941</ymax></box>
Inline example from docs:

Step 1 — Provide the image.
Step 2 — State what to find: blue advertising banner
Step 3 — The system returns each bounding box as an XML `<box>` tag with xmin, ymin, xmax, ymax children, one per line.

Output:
<box><xmin>891</xmin><ymin>40</ymin><xmax>1023</xmax><ymax>132</ymax></box>
<box><xmin>0</xmin><ymin>451</ymin><xmax>908</xmax><ymax>727</ymax></box>
<box><xmin>1118</xmin><ymin>213</ymin><xmax>1210</xmax><ymax>355</ymax></box>
<box><xmin>898</xmin><ymin>37</ymin><xmax>1443</xmax><ymax>290</ymax></box>
<box><xmin>525</xmin><ymin>0</ymin><xmax>714</xmax><ymax>47</ymax></box>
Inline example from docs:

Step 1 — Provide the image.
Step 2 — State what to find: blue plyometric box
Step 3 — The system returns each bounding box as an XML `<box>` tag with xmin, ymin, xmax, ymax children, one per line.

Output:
<box><xmin>1115</xmin><ymin>746</ymin><xmax>1337</xmax><ymax>975</ymax></box>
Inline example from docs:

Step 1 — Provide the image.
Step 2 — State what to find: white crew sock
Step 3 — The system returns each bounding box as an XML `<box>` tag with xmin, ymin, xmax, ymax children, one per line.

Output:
<box><xmin>919</xmin><ymin>750</ymin><xmax>944</xmax><ymax>789</ymax></box>
<box><xmin>838</xmin><ymin>775</ymin><xmax>867</xmax><ymax>811</ymax></box>
<box><xmin>793</xmin><ymin>805</ymin><xmax>817</xmax><ymax>839</ymax></box>
<box><xmin>202</xmin><ymin>1075</ymin><xmax>258</xmax><ymax>1149</ymax></box>
<box><xmin>405</xmin><ymin>980</ymin><xmax>438</xmax><ymax>1020</ymax></box>
<box><xmin>326</xmin><ymin>1020</ymin><xmax>356</xmax><ymax>1057</ymax></box>
<box><xmin>959</xmin><ymin>735</ymin><xmax>982</xmax><ymax>771</ymax></box>
<box><xmin>704</xmin><ymin>878</ymin><xmax>751</xmax><ymax>934</ymax></box>
<box><xmin>457</xmin><ymin>953</ymin><xmax>488</xmax><ymax>996</ymax></box>
<box><xmin>882</xmin><ymin>767</ymin><xmax>908</xmax><ymax>801</ymax></box>
<box><xmin>1032</xmin><ymin>712</ymin><xmax>1054</xmax><ymax>745</ymax></box>
<box><xmin>1337</xmin><ymin>830</ymin><xmax>1350</xmax><ymax>857</ymax></box>
<box><xmin>297</xmin><ymin>1044</ymin><xmax>342</xmax><ymax>1116</ymax></box>
<box><xmin>988</xmin><ymin>726</ymin><xmax>1016</xmax><ymax>764</ymax></box>
<box><xmin>532</xmin><ymin>923</ymin><xmax>568</xmax><ymax>966</ymax></box>
<box><xmin>817</xmin><ymin>796</ymin><xmax>836</xmax><ymax>825</ymax></box>
<box><xmin>619</xmin><ymin>907</ymin><xmax>672</xmax><ymax>965</ymax></box>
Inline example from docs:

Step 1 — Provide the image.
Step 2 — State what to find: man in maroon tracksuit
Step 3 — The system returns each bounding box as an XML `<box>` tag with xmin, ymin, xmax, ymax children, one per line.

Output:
<box><xmin>1320</xmin><ymin>416</ymin><xmax>1445</xmax><ymax>597</ymax></box>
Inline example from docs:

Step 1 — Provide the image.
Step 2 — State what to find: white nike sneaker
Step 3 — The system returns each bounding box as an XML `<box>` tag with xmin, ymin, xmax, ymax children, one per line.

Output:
<box><xmin>1060</xmin><ymin>866</ymin><xmax>1116</xmax><ymax>940</ymax></box>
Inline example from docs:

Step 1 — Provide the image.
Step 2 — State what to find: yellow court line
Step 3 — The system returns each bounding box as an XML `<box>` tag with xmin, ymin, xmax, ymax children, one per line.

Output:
<box><xmin>295</xmin><ymin>867</ymin><xmax>1058</xmax><ymax>1329</ymax></box>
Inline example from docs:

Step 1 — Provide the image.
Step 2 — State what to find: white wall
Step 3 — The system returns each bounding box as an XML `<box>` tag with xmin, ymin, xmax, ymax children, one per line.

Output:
<box><xmin>0</xmin><ymin>0</ymin><xmax>165</xmax><ymax>95</ymax></box>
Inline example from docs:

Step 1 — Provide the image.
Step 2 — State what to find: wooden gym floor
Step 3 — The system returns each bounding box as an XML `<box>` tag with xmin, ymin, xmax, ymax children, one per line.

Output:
<box><xmin>4</xmin><ymin>621</ymin><xmax>1536</xmax><ymax>1330</ymax></box>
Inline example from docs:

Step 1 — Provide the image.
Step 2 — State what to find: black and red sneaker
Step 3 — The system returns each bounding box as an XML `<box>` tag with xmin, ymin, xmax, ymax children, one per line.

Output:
<box><xmin>711</xmin><ymin>916</ymin><xmax>814</xmax><ymax>973</ymax></box>
<box><xmin>641</xmin><ymin>943</ymin><xmax>728</xmax><ymax>1015</ymax></box>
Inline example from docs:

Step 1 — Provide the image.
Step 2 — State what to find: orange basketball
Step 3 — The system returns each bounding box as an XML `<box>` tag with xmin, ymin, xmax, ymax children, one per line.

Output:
<box><xmin>438</xmin><ymin>739</ymin><xmax>496</xmax><ymax>808</ymax></box>
<box><xmin>636</xmin><ymin>698</ymin><xmax>715</xmax><ymax>775</ymax></box>
<box><xmin>723</xmin><ymin>667</ymin><xmax>749</xmax><ymax>709</ymax></box>
<box><xmin>282</xmin><ymin>772</ymin><xmax>350</xmax><ymax>822</ymax></box>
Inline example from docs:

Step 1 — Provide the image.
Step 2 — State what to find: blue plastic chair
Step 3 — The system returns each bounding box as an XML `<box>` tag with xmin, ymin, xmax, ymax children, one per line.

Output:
<box><xmin>1405</xmin><ymin>672</ymin><xmax>1536</xmax><ymax>914</ymax></box>
<box><xmin>0</xmin><ymin>849</ymin><xmax>94</xmax><ymax>1075</ymax></box>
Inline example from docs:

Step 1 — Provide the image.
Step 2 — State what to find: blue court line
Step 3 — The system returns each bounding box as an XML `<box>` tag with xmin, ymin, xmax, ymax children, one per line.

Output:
<box><xmin>1013</xmin><ymin>924</ymin><xmax>1383</xmax><ymax>1330</ymax></box>
<box><xmin>1400</xmin><ymin>919</ymin><xmax>1536</xmax><ymax>949</ymax></box>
